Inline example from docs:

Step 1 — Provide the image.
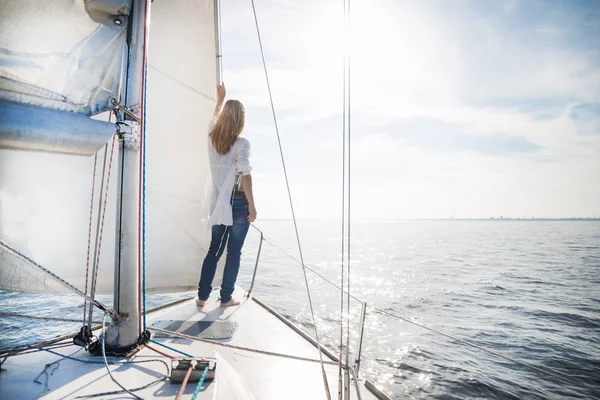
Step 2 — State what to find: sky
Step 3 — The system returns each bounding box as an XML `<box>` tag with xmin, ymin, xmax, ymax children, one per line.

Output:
<box><xmin>219</xmin><ymin>0</ymin><xmax>600</xmax><ymax>220</ymax></box>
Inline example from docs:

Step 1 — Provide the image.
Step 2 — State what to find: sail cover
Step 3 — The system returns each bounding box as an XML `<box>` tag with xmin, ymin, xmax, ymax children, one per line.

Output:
<box><xmin>0</xmin><ymin>0</ymin><xmax>217</xmax><ymax>294</ymax></box>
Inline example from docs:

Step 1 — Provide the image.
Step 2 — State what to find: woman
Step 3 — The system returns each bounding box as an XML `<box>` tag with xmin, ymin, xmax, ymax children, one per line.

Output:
<box><xmin>197</xmin><ymin>83</ymin><xmax>257</xmax><ymax>308</ymax></box>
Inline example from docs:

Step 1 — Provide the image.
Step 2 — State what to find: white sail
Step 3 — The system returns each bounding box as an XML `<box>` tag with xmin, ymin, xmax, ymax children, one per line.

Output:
<box><xmin>144</xmin><ymin>0</ymin><xmax>217</xmax><ymax>292</ymax></box>
<box><xmin>0</xmin><ymin>0</ymin><xmax>128</xmax><ymax>296</ymax></box>
<box><xmin>0</xmin><ymin>144</ymin><xmax>119</xmax><ymax>294</ymax></box>
<box><xmin>0</xmin><ymin>0</ymin><xmax>218</xmax><ymax>295</ymax></box>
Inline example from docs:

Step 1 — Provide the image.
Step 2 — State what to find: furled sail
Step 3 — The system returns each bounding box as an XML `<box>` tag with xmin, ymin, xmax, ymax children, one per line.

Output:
<box><xmin>0</xmin><ymin>0</ymin><xmax>129</xmax><ymax>154</ymax></box>
<box><xmin>0</xmin><ymin>0</ymin><xmax>218</xmax><ymax>295</ymax></box>
<box><xmin>0</xmin><ymin>0</ymin><xmax>130</xmax><ymax>115</ymax></box>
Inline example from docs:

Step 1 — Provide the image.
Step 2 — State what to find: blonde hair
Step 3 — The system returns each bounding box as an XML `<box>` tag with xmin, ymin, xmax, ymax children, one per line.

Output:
<box><xmin>210</xmin><ymin>99</ymin><xmax>246</xmax><ymax>155</ymax></box>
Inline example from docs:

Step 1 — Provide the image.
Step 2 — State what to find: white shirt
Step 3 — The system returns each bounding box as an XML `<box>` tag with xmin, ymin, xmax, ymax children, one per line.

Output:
<box><xmin>207</xmin><ymin>117</ymin><xmax>252</xmax><ymax>226</ymax></box>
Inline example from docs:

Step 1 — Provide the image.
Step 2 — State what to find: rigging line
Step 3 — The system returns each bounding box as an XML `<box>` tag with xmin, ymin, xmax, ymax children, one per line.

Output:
<box><xmin>249</xmin><ymin>1</ymin><xmax>331</xmax><ymax>398</ymax></box>
<box><xmin>0</xmin><ymin>312</ymin><xmax>104</xmax><ymax>325</ymax></box>
<box><xmin>261</xmin><ymin>237</ymin><xmax>364</xmax><ymax>305</ymax></box>
<box><xmin>267</xmin><ymin>229</ymin><xmax>579</xmax><ymax>390</ymax></box>
<box><xmin>83</xmin><ymin>152</ymin><xmax>98</xmax><ymax>326</ymax></box>
<box><xmin>0</xmin><ymin>298</ymin><xmax>192</xmax><ymax>356</ymax></box>
<box><xmin>140</xmin><ymin>25</ymin><xmax>150</xmax><ymax>333</ymax></box>
<box><xmin>147</xmin><ymin>65</ymin><xmax>215</xmax><ymax>101</ymax></box>
<box><xmin>371</xmin><ymin>307</ymin><xmax>600</xmax><ymax>394</ymax></box>
<box><xmin>116</xmin><ymin>116</ymin><xmax>126</xmax><ymax>308</ymax></box>
<box><xmin>0</xmin><ymin>240</ymin><xmax>118</xmax><ymax>321</ymax></box>
<box><xmin>88</xmin><ymin>135</ymin><xmax>117</xmax><ymax>327</ymax></box>
<box><xmin>345</xmin><ymin>0</ymin><xmax>352</xmax><ymax>383</ymax></box>
<box><xmin>40</xmin><ymin>346</ymin><xmax>170</xmax><ymax>370</ymax></box>
<box><xmin>1</xmin><ymin>343</ymin><xmax>75</xmax><ymax>358</ymax></box>
<box><xmin>150</xmin><ymin>326</ymin><xmax>339</xmax><ymax>366</ymax></box>
<box><xmin>338</xmin><ymin>0</ymin><xmax>348</xmax><ymax>395</ymax></box>
<box><xmin>86</xmin><ymin>142</ymin><xmax>109</xmax><ymax>326</ymax></box>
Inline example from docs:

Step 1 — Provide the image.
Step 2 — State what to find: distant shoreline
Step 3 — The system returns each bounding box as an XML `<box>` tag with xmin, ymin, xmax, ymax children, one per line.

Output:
<box><xmin>416</xmin><ymin>218</ymin><xmax>600</xmax><ymax>221</ymax></box>
<box><xmin>257</xmin><ymin>218</ymin><xmax>600</xmax><ymax>221</ymax></box>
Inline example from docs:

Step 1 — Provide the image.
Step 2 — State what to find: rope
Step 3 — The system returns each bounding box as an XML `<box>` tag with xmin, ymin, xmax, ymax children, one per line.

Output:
<box><xmin>149</xmin><ymin>339</ymin><xmax>194</xmax><ymax>358</ymax></box>
<box><xmin>144</xmin><ymin>343</ymin><xmax>175</xmax><ymax>359</ymax></box>
<box><xmin>249</xmin><ymin>2</ymin><xmax>331</xmax><ymax>398</ymax></box>
<box><xmin>371</xmin><ymin>307</ymin><xmax>600</xmax><ymax>394</ymax></box>
<box><xmin>0</xmin><ymin>240</ymin><xmax>118</xmax><ymax>320</ymax></box>
<box><xmin>175</xmin><ymin>363</ymin><xmax>194</xmax><ymax>400</ymax></box>
<box><xmin>88</xmin><ymin>135</ymin><xmax>118</xmax><ymax>326</ymax></box>
<box><xmin>32</xmin><ymin>347</ymin><xmax>169</xmax><ymax>399</ymax></box>
<box><xmin>0</xmin><ymin>312</ymin><xmax>104</xmax><ymax>325</ymax></box>
<box><xmin>191</xmin><ymin>363</ymin><xmax>210</xmax><ymax>400</ymax></box>
<box><xmin>100</xmin><ymin>313</ymin><xmax>143</xmax><ymax>399</ymax></box>
<box><xmin>75</xmin><ymin>378</ymin><xmax>166</xmax><ymax>399</ymax></box>
<box><xmin>149</xmin><ymin>326</ymin><xmax>339</xmax><ymax>366</ymax></box>
<box><xmin>83</xmin><ymin>153</ymin><xmax>98</xmax><ymax>326</ymax></box>
<box><xmin>34</xmin><ymin>347</ymin><xmax>83</xmax><ymax>398</ymax></box>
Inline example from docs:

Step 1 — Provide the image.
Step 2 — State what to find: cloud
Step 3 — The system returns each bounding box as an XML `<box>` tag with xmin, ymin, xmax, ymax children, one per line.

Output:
<box><xmin>219</xmin><ymin>0</ymin><xmax>600</xmax><ymax>218</ymax></box>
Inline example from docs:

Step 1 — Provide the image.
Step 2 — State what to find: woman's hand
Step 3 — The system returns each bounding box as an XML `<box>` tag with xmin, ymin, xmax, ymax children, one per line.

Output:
<box><xmin>213</xmin><ymin>83</ymin><xmax>226</xmax><ymax>116</ymax></box>
<box><xmin>247</xmin><ymin>203</ymin><xmax>257</xmax><ymax>223</ymax></box>
<box><xmin>217</xmin><ymin>83</ymin><xmax>226</xmax><ymax>103</ymax></box>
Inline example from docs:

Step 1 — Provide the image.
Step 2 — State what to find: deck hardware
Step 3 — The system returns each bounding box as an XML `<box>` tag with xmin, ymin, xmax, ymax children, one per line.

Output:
<box><xmin>246</xmin><ymin>224</ymin><xmax>264</xmax><ymax>298</ymax></box>
<box><xmin>354</xmin><ymin>302</ymin><xmax>367</xmax><ymax>378</ymax></box>
<box><xmin>170</xmin><ymin>359</ymin><xmax>216</xmax><ymax>383</ymax></box>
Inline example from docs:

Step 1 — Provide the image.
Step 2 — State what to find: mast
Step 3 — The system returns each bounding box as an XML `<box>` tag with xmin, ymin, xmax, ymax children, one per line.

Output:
<box><xmin>215</xmin><ymin>0</ymin><xmax>223</xmax><ymax>83</ymax></box>
<box><xmin>106</xmin><ymin>0</ymin><xmax>149</xmax><ymax>350</ymax></box>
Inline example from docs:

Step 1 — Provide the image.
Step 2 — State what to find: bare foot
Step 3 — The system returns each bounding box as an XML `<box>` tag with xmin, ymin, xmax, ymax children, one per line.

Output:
<box><xmin>196</xmin><ymin>299</ymin><xmax>206</xmax><ymax>307</ymax></box>
<box><xmin>220</xmin><ymin>299</ymin><xmax>240</xmax><ymax>308</ymax></box>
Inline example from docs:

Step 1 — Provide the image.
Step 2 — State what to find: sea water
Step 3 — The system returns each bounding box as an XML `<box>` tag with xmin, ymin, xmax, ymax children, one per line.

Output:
<box><xmin>2</xmin><ymin>220</ymin><xmax>599</xmax><ymax>399</ymax></box>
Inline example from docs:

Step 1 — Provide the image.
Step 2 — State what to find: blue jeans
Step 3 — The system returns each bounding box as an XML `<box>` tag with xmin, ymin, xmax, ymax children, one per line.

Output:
<box><xmin>198</xmin><ymin>195</ymin><xmax>250</xmax><ymax>303</ymax></box>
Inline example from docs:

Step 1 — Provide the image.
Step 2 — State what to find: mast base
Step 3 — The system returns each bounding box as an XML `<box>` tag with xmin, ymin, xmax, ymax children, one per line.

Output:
<box><xmin>89</xmin><ymin>330</ymin><xmax>150</xmax><ymax>357</ymax></box>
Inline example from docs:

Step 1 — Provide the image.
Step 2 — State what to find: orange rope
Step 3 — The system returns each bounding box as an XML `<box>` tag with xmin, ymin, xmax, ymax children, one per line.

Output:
<box><xmin>175</xmin><ymin>363</ymin><xmax>194</xmax><ymax>400</ymax></box>
<box><xmin>144</xmin><ymin>344</ymin><xmax>175</xmax><ymax>359</ymax></box>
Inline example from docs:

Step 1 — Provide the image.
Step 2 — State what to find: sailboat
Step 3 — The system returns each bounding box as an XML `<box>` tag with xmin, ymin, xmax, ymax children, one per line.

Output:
<box><xmin>0</xmin><ymin>0</ymin><xmax>389</xmax><ymax>398</ymax></box>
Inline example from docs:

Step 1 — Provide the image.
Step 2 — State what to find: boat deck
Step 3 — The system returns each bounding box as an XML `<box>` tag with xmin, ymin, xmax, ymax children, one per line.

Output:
<box><xmin>1</xmin><ymin>288</ymin><xmax>384</xmax><ymax>399</ymax></box>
